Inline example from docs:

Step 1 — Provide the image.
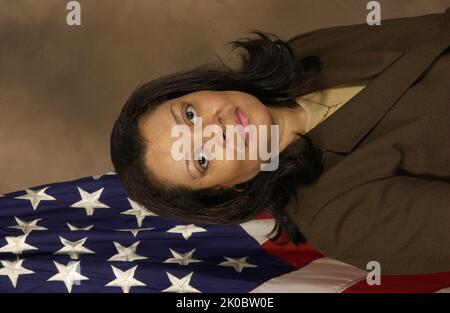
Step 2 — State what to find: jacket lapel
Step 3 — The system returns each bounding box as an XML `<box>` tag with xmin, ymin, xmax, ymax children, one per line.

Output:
<box><xmin>296</xmin><ymin>50</ymin><xmax>403</xmax><ymax>95</ymax></box>
<box><xmin>302</xmin><ymin>36</ymin><xmax>450</xmax><ymax>154</ymax></box>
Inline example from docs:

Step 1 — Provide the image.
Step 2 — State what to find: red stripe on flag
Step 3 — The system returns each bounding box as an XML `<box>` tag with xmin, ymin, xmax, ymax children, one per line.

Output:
<box><xmin>254</xmin><ymin>210</ymin><xmax>274</xmax><ymax>220</ymax></box>
<box><xmin>253</xmin><ymin>213</ymin><xmax>323</xmax><ymax>269</ymax></box>
<box><xmin>343</xmin><ymin>272</ymin><xmax>450</xmax><ymax>293</ymax></box>
<box><xmin>261</xmin><ymin>232</ymin><xmax>324</xmax><ymax>269</ymax></box>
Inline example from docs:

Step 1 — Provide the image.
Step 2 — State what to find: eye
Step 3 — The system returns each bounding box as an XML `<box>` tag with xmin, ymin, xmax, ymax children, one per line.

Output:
<box><xmin>195</xmin><ymin>149</ymin><xmax>210</xmax><ymax>172</ymax></box>
<box><xmin>184</xmin><ymin>103</ymin><xmax>198</xmax><ymax>125</ymax></box>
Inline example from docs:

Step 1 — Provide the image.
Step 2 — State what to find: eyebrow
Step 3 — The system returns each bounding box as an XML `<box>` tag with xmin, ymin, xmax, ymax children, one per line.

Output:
<box><xmin>170</xmin><ymin>102</ymin><xmax>198</xmax><ymax>180</ymax></box>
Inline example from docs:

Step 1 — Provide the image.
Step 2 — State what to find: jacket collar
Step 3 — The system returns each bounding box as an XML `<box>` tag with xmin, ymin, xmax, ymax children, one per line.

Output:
<box><xmin>297</xmin><ymin>37</ymin><xmax>450</xmax><ymax>154</ymax></box>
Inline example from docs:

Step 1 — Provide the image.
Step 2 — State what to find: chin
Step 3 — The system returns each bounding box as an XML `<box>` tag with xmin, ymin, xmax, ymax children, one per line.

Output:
<box><xmin>249</xmin><ymin>104</ymin><xmax>273</xmax><ymax>127</ymax></box>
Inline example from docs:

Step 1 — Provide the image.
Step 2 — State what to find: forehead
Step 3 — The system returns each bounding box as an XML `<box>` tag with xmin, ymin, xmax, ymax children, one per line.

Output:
<box><xmin>138</xmin><ymin>100</ymin><xmax>189</xmax><ymax>186</ymax></box>
<box><xmin>138</xmin><ymin>101</ymin><xmax>168</xmax><ymax>147</ymax></box>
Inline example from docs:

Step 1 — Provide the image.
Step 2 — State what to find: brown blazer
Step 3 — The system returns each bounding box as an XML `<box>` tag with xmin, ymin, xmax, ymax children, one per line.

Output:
<box><xmin>284</xmin><ymin>8</ymin><xmax>450</xmax><ymax>275</ymax></box>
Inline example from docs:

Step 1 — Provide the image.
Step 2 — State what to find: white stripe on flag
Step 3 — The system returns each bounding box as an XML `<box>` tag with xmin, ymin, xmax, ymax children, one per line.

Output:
<box><xmin>249</xmin><ymin>257</ymin><xmax>368</xmax><ymax>293</ymax></box>
<box><xmin>240</xmin><ymin>219</ymin><xmax>275</xmax><ymax>245</ymax></box>
<box><xmin>436</xmin><ymin>287</ymin><xmax>450</xmax><ymax>293</ymax></box>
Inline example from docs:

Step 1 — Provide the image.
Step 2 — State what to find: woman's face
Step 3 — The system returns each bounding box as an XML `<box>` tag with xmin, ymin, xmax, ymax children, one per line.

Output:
<box><xmin>138</xmin><ymin>90</ymin><xmax>277</xmax><ymax>190</ymax></box>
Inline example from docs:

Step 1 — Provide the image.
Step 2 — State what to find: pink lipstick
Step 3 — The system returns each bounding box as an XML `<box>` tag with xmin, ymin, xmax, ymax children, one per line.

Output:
<box><xmin>235</xmin><ymin>107</ymin><xmax>250</xmax><ymax>145</ymax></box>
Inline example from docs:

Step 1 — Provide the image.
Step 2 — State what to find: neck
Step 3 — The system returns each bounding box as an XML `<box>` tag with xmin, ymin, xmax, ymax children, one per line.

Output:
<box><xmin>267</xmin><ymin>100</ymin><xmax>308</xmax><ymax>153</ymax></box>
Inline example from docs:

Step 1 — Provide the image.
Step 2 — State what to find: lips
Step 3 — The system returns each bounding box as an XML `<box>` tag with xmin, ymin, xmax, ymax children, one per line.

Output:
<box><xmin>235</xmin><ymin>107</ymin><xmax>250</xmax><ymax>144</ymax></box>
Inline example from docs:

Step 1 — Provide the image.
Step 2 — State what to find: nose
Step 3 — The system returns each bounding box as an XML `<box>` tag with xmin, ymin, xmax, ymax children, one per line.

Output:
<box><xmin>201</xmin><ymin>107</ymin><xmax>235</xmax><ymax>147</ymax></box>
<box><xmin>201</xmin><ymin>115</ymin><xmax>226</xmax><ymax>148</ymax></box>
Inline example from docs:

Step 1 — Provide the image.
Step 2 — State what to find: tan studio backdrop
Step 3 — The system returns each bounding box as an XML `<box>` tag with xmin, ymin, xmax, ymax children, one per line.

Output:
<box><xmin>1</xmin><ymin>0</ymin><xmax>449</xmax><ymax>194</ymax></box>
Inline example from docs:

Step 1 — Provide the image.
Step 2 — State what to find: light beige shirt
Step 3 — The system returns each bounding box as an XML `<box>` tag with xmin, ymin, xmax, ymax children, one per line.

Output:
<box><xmin>295</xmin><ymin>78</ymin><xmax>371</xmax><ymax>133</ymax></box>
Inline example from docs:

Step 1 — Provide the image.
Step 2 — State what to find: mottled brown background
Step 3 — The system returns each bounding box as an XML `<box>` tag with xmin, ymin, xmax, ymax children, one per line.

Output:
<box><xmin>0</xmin><ymin>0</ymin><xmax>449</xmax><ymax>194</ymax></box>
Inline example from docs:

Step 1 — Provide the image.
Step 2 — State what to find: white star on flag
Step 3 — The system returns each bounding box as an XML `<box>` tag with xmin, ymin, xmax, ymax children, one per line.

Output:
<box><xmin>54</xmin><ymin>236</ymin><xmax>95</xmax><ymax>260</ymax></box>
<box><xmin>14</xmin><ymin>187</ymin><xmax>56</xmax><ymax>210</ymax></box>
<box><xmin>161</xmin><ymin>272</ymin><xmax>201</xmax><ymax>293</ymax></box>
<box><xmin>116</xmin><ymin>227</ymin><xmax>155</xmax><ymax>237</ymax></box>
<box><xmin>0</xmin><ymin>259</ymin><xmax>34</xmax><ymax>288</ymax></box>
<box><xmin>105</xmin><ymin>265</ymin><xmax>146</xmax><ymax>293</ymax></box>
<box><xmin>219</xmin><ymin>256</ymin><xmax>258</xmax><ymax>273</ymax></box>
<box><xmin>0</xmin><ymin>234</ymin><xmax>38</xmax><ymax>256</ymax></box>
<box><xmin>166</xmin><ymin>224</ymin><xmax>207</xmax><ymax>240</ymax></box>
<box><xmin>8</xmin><ymin>217</ymin><xmax>48</xmax><ymax>235</ymax></box>
<box><xmin>108</xmin><ymin>241</ymin><xmax>148</xmax><ymax>262</ymax></box>
<box><xmin>67</xmin><ymin>223</ymin><xmax>94</xmax><ymax>231</ymax></box>
<box><xmin>163</xmin><ymin>248</ymin><xmax>203</xmax><ymax>266</ymax></box>
<box><xmin>121</xmin><ymin>198</ymin><xmax>158</xmax><ymax>227</ymax></box>
<box><xmin>47</xmin><ymin>261</ymin><xmax>89</xmax><ymax>293</ymax></box>
<box><xmin>70</xmin><ymin>187</ymin><xmax>110</xmax><ymax>216</ymax></box>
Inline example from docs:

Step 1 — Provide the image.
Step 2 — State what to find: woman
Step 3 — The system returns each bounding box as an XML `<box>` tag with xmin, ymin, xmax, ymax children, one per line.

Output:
<box><xmin>110</xmin><ymin>8</ymin><xmax>450</xmax><ymax>275</ymax></box>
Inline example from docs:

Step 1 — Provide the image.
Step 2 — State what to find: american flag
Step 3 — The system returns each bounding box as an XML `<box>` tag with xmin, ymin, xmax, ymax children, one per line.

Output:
<box><xmin>0</xmin><ymin>172</ymin><xmax>449</xmax><ymax>293</ymax></box>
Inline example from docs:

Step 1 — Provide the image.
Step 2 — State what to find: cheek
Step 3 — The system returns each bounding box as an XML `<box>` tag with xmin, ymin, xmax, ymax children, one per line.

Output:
<box><xmin>211</xmin><ymin>158</ymin><xmax>246</xmax><ymax>183</ymax></box>
<box><xmin>218</xmin><ymin>158</ymin><xmax>260</xmax><ymax>180</ymax></box>
<box><xmin>216</xmin><ymin>158</ymin><xmax>242</xmax><ymax>176</ymax></box>
<box><xmin>242</xmin><ymin>100</ymin><xmax>272</xmax><ymax>126</ymax></box>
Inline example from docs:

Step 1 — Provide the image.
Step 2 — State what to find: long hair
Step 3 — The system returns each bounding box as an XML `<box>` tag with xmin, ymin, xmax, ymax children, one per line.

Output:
<box><xmin>110</xmin><ymin>30</ymin><xmax>324</xmax><ymax>244</ymax></box>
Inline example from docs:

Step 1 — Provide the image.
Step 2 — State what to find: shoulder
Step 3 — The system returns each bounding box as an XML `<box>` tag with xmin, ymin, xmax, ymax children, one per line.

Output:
<box><xmin>287</xmin><ymin>175</ymin><xmax>450</xmax><ymax>274</ymax></box>
<box><xmin>287</xmin><ymin>9</ymin><xmax>449</xmax><ymax>58</ymax></box>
